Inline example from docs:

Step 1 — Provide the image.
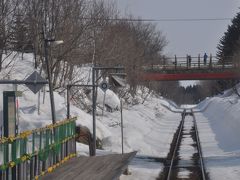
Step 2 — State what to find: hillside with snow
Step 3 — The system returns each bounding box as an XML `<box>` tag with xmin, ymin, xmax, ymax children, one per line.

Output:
<box><xmin>0</xmin><ymin>53</ymin><xmax>240</xmax><ymax>179</ymax></box>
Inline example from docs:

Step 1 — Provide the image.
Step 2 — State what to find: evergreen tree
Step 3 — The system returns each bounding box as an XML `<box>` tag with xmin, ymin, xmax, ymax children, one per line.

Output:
<box><xmin>215</xmin><ymin>12</ymin><xmax>240</xmax><ymax>94</ymax></box>
<box><xmin>216</xmin><ymin>12</ymin><xmax>240</xmax><ymax>63</ymax></box>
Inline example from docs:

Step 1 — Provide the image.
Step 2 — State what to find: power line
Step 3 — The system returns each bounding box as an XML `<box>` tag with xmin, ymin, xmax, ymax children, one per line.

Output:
<box><xmin>81</xmin><ymin>17</ymin><xmax>232</xmax><ymax>22</ymax></box>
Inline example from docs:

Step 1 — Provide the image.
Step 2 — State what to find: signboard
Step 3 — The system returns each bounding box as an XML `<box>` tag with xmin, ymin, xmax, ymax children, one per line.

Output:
<box><xmin>99</xmin><ymin>81</ymin><xmax>109</xmax><ymax>92</ymax></box>
<box><xmin>3</xmin><ymin>91</ymin><xmax>17</xmax><ymax>137</ymax></box>
<box><xmin>8</xmin><ymin>96</ymin><xmax>16</xmax><ymax>136</ymax></box>
<box><xmin>25</xmin><ymin>71</ymin><xmax>47</xmax><ymax>94</ymax></box>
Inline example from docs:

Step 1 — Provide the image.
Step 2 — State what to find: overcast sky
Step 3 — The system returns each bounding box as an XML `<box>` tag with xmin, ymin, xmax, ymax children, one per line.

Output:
<box><xmin>115</xmin><ymin>0</ymin><xmax>240</xmax><ymax>57</ymax></box>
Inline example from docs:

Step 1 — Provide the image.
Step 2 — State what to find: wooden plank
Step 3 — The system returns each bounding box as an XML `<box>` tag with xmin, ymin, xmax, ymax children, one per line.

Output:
<box><xmin>42</xmin><ymin>152</ymin><xmax>137</xmax><ymax>180</ymax></box>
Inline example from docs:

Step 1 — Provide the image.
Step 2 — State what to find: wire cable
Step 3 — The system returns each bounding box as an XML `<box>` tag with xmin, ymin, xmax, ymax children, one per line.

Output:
<box><xmin>81</xmin><ymin>17</ymin><xmax>232</xmax><ymax>22</ymax></box>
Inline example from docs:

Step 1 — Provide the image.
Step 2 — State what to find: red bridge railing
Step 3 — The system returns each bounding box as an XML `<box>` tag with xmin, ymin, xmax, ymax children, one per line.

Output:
<box><xmin>142</xmin><ymin>55</ymin><xmax>240</xmax><ymax>81</ymax></box>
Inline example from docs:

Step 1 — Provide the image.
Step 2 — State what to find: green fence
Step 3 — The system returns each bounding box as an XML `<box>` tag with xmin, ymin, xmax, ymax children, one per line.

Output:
<box><xmin>0</xmin><ymin>117</ymin><xmax>77</xmax><ymax>180</ymax></box>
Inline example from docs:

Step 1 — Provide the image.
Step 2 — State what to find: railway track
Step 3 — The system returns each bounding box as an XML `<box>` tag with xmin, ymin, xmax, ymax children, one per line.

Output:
<box><xmin>158</xmin><ymin>109</ymin><xmax>208</xmax><ymax>180</ymax></box>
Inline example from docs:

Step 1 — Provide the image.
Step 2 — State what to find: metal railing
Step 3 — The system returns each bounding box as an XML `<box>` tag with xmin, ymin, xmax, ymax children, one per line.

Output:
<box><xmin>145</xmin><ymin>61</ymin><xmax>239</xmax><ymax>72</ymax></box>
<box><xmin>144</xmin><ymin>55</ymin><xmax>240</xmax><ymax>72</ymax></box>
<box><xmin>0</xmin><ymin>117</ymin><xmax>77</xmax><ymax>180</ymax></box>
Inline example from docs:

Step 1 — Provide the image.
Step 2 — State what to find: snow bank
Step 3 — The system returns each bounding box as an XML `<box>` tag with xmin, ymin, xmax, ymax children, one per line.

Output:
<box><xmin>0</xmin><ymin>52</ymin><xmax>111</xmax><ymax>140</ymax></box>
<box><xmin>195</xmin><ymin>85</ymin><xmax>240</xmax><ymax>180</ymax></box>
<box><xmin>199</xmin><ymin>95</ymin><xmax>240</xmax><ymax>152</ymax></box>
<box><xmin>100</xmin><ymin>97</ymin><xmax>181</xmax><ymax>157</ymax></box>
<box><xmin>96</xmin><ymin>88</ymin><xmax>120</xmax><ymax>111</ymax></box>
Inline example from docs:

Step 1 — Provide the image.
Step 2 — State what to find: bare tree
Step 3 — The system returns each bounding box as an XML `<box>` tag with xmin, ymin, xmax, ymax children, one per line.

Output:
<box><xmin>0</xmin><ymin>0</ymin><xmax>22</xmax><ymax>70</ymax></box>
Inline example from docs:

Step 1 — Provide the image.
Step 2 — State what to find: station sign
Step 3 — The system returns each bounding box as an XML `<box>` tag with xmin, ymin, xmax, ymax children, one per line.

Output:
<box><xmin>99</xmin><ymin>81</ymin><xmax>109</xmax><ymax>92</ymax></box>
<box><xmin>3</xmin><ymin>91</ymin><xmax>17</xmax><ymax>137</ymax></box>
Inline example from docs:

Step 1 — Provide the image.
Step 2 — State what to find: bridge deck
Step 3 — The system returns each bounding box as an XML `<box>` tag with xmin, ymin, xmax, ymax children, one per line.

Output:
<box><xmin>42</xmin><ymin>151</ymin><xmax>137</xmax><ymax>180</ymax></box>
<box><xmin>143</xmin><ymin>64</ymin><xmax>240</xmax><ymax>80</ymax></box>
<box><xmin>143</xmin><ymin>71</ymin><xmax>240</xmax><ymax>81</ymax></box>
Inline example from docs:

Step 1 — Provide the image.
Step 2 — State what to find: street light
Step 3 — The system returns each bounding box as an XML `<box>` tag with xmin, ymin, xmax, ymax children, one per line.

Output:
<box><xmin>52</xmin><ymin>40</ymin><xmax>64</xmax><ymax>46</ymax></box>
<box><xmin>44</xmin><ymin>39</ymin><xmax>63</xmax><ymax>124</ymax></box>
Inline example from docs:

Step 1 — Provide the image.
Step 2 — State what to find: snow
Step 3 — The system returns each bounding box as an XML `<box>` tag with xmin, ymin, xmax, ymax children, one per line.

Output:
<box><xmin>194</xmin><ymin>91</ymin><xmax>240</xmax><ymax>180</ymax></box>
<box><xmin>101</xmin><ymin>98</ymin><xmax>180</xmax><ymax>157</ymax></box>
<box><xmin>0</xmin><ymin>52</ymin><xmax>240</xmax><ymax>179</ymax></box>
<box><xmin>180</xmin><ymin>104</ymin><xmax>197</xmax><ymax>109</ymax></box>
<box><xmin>96</xmin><ymin>88</ymin><xmax>120</xmax><ymax>111</ymax></box>
<box><xmin>177</xmin><ymin>169</ymin><xmax>191</xmax><ymax>179</ymax></box>
<box><xmin>179</xmin><ymin>80</ymin><xmax>199</xmax><ymax>87</ymax></box>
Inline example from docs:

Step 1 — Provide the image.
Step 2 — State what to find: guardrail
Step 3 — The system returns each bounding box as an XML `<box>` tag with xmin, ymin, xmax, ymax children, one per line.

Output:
<box><xmin>0</xmin><ymin>117</ymin><xmax>77</xmax><ymax>180</ymax></box>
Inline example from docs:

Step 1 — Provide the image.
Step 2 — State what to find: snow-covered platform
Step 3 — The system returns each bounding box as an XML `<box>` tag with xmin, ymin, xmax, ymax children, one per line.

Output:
<box><xmin>42</xmin><ymin>151</ymin><xmax>137</xmax><ymax>180</ymax></box>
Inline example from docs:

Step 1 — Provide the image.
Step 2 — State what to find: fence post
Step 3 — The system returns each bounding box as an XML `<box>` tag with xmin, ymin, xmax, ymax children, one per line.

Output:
<box><xmin>30</xmin><ymin>132</ymin><xmax>36</xmax><ymax>179</ymax></box>
<box><xmin>11</xmin><ymin>140</ymin><xmax>17</xmax><ymax>180</ymax></box>
<box><xmin>73</xmin><ymin>121</ymin><xmax>76</xmax><ymax>155</ymax></box>
<box><xmin>222</xmin><ymin>56</ymin><xmax>225</xmax><ymax>69</ymax></box>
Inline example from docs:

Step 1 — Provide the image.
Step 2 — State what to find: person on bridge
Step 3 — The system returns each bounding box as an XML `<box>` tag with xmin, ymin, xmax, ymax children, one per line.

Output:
<box><xmin>188</xmin><ymin>55</ymin><xmax>192</xmax><ymax>67</ymax></box>
<box><xmin>204</xmin><ymin>53</ymin><xmax>208</xmax><ymax>65</ymax></box>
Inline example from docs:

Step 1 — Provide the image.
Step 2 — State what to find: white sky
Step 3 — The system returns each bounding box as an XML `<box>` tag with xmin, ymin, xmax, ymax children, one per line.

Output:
<box><xmin>115</xmin><ymin>0</ymin><xmax>240</xmax><ymax>57</ymax></box>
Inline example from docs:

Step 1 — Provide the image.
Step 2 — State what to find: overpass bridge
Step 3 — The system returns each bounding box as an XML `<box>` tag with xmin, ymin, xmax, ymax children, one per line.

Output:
<box><xmin>143</xmin><ymin>55</ymin><xmax>240</xmax><ymax>81</ymax></box>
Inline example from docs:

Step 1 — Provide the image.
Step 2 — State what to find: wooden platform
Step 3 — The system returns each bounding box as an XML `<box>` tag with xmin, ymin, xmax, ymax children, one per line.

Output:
<box><xmin>42</xmin><ymin>151</ymin><xmax>137</xmax><ymax>180</ymax></box>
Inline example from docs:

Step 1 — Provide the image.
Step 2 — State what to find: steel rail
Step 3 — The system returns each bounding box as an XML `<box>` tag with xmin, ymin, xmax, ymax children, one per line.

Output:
<box><xmin>165</xmin><ymin>110</ymin><xmax>207</xmax><ymax>180</ymax></box>
<box><xmin>192</xmin><ymin>109</ymin><xmax>207</xmax><ymax>180</ymax></box>
<box><xmin>166</xmin><ymin>109</ymin><xmax>186</xmax><ymax>180</ymax></box>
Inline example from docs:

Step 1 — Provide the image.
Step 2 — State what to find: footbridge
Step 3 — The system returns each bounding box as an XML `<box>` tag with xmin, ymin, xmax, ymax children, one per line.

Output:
<box><xmin>143</xmin><ymin>55</ymin><xmax>240</xmax><ymax>81</ymax></box>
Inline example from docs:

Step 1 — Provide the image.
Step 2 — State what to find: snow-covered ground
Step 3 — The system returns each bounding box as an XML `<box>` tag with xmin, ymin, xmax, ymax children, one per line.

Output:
<box><xmin>193</xmin><ymin>88</ymin><xmax>240</xmax><ymax>180</ymax></box>
<box><xmin>0</xmin><ymin>53</ymin><xmax>240</xmax><ymax>179</ymax></box>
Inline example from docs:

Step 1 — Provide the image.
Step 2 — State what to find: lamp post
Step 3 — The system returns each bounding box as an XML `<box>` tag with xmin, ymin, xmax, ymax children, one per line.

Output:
<box><xmin>44</xmin><ymin>39</ymin><xmax>63</xmax><ymax>124</ymax></box>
